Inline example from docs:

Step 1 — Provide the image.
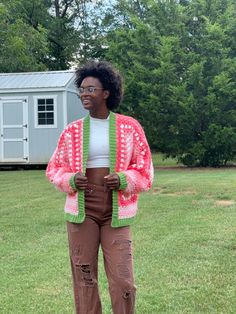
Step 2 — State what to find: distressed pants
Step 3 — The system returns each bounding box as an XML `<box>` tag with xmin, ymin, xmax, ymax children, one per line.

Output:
<box><xmin>67</xmin><ymin>184</ymin><xmax>136</xmax><ymax>314</ymax></box>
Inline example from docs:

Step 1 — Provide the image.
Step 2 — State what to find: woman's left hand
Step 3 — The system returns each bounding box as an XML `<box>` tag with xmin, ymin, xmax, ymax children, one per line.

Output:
<box><xmin>104</xmin><ymin>173</ymin><xmax>120</xmax><ymax>190</ymax></box>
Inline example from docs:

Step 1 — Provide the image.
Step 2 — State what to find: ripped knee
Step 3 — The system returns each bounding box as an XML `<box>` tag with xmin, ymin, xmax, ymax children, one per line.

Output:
<box><xmin>69</xmin><ymin>247</ymin><xmax>96</xmax><ymax>287</ymax></box>
<box><xmin>123</xmin><ymin>288</ymin><xmax>136</xmax><ymax>300</ymax></box>
<box><xmin>79</xmin><ymin>264</ymin><xmax>94</xmax><ymax>286</ymax></box>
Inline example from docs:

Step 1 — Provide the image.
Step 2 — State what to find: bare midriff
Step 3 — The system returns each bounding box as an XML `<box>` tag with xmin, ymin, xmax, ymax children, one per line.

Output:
<box><xmin>86</xmin><ymin>167</ymin><xmax>110</xmax><ymax>186</ymax></box>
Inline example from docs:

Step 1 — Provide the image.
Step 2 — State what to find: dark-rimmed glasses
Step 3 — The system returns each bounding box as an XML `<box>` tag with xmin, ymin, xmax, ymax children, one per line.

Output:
<box><xmin>78</xmin><ymin>86</ymin><xmax>104</xmax><ymax>95</ymax></box>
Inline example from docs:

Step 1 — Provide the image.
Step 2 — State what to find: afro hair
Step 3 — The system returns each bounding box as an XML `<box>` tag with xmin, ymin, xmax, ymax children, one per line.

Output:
<box><xmin>75</xmin><ymin>60</ymin><xmax>123</xmax><ymax>110</ymax></box>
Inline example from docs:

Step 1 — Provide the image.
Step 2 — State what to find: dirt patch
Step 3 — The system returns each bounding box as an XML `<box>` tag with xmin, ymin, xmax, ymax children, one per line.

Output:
<box><xmin>152</xmin><ymin>188</ymin><xmax>197</xmax><ymax>196</ymax></box>
<box><xmin>161</xmin><ymin>191</ymin><xmax>197</xmax><ymax>196</ymax></box>
<box><xmin>215</xmin><ymin>200</ymin><xmax>235</xmax><ymax>206</ymax></box>
<box><xmin>173</xmin><ymin>191</ymin><xmax>197</xmax><ymax>195</ymax></box>
<box><xmin>152</xmin><ymin>187</ymin><xmax>164</xmax><ymax>195</ymax></box>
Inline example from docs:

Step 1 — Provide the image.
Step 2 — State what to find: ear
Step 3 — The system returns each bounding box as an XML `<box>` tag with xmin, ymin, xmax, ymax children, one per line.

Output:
<box><xmin>103</xmin><ymin>90</ymin><xmax>110</xmax><ymax>99</ymax></box>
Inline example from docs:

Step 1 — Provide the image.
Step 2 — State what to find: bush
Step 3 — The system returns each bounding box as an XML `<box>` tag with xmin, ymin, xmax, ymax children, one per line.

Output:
<box><xmin>179</xmin><ymin>125</ymin><xmax>236</xmax><ymax>167</ymax></box>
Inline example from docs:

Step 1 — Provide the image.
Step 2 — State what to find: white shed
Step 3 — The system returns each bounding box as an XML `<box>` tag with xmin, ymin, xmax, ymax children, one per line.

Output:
<box><xmin>0</xmin><ymin>70</ymin><xmax>86</xmax><ymax>165</ymax></box>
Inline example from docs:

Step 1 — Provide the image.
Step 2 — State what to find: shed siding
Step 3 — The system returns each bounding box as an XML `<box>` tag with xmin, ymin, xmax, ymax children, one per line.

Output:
<box><xmin>28</xmin><ymin>91</ymin><xmax>64</xmax><ymax>163</ymax></box>
<box><xmin>0</xmin><ymin>70</ymin><xmax>87</xmax><ymax>164</ymax></box>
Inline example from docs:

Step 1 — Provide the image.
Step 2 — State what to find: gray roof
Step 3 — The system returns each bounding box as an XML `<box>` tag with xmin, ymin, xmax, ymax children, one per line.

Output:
<box><xmin>0</xmin><ymin>70</ymin><xmax>75</xmax><ymax>90</ymax></box>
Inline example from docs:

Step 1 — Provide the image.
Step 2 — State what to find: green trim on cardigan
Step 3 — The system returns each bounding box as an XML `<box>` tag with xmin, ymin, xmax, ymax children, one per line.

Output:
<box><xmin>76</xmin><ymin>115</ymin><xmax>90</xmax><ymax>223</ymax></box>
<box><xmin>65</xmin><ymin>211</ymin><xmax>135</xmax><ymax>227</ymax></box>
<box><xmin>109</xmin><ymin>112</ymin><xmax>123</xmax><ymax>227</ymax></box>
<box><xmin>65</xmin><ymin>211</ymin><xmax>85</xmax><ymax>223</ymax></box>
<box><xmin>67</xmin><ymin>113</ymin><xmax>134</xmax><ymax>227</ymax></box>
<box><xmin>109</xmin><ymin>112</ymin><xmax>117</xmax><ymax>173</ymax></box>
<box><xmin>117</xmin><ymin>172</ymin><xmax>128</xmax><ymax>190</ymax></box>
<box><xmin>111</xmin><ymin>216</ymin><xmax>135</xmax><ymax>228</ymax></box>
<box><xmin>69</xmin><ymin>175</ymin><xmax>77</xmax><ymax>191</ymax></box>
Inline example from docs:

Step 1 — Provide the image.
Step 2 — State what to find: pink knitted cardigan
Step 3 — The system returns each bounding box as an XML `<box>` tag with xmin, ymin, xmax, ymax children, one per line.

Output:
<box><xmin>46</xmin><ymin>112</ymin><xmax>154</xmax><ymax>227</ymax></box>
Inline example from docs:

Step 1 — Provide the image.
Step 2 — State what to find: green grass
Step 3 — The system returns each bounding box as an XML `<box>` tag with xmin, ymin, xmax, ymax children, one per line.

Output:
<box><xmin>152</xmin><ymin>153</ymin><xmax>181</xmax><ymax>167</ymax></box>
<box><xmin>0</xmin><ymin>168</ymin><xmax>236</xmax><ymax>313</ymax></box>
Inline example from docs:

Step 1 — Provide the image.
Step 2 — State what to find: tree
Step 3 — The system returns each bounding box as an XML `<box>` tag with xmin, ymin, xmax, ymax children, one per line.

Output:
<box><xmin>176</xmin><ymin>0</ymin><xmax>236</xmax><ymax>166</ymax></box>
<box><xmin>103</xmin><ymin>0</ymin><xmax>236</xmax><ymax>166</ymax></box>
<box><xmin>0</xmin><ymin>0</ymin><xmax>107</xmax><ymax>71</ymax></box>
<box><xmin>8</xmin><ymin>0</ymin><xmax>86</xmax><ymax>70</ymax></box>
<box><xmin>104</xmin><ymin>0</ymin><xmax>186</xmax><ymax>149</ymax></box>
<box><xmin>0</xmin><ymin>2</ymin><xmax>48</xmax><ymax>72</ymax></box>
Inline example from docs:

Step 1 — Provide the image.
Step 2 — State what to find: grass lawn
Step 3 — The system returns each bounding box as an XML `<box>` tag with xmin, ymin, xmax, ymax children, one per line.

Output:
<box><xmin>152</xmin><ymin>153</ymin><xmax>181</xmax><ymax>167</ymax></box>
<box><xmin>0</xmin><ymin>167</ymin><xmax>236</xmax><ymax>313</ymax></box>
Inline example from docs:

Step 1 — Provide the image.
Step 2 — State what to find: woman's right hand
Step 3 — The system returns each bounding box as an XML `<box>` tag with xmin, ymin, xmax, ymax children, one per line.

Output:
<box><xmin>74</xmin><ymin>172</ymin><xmax>88</xmax><ymax>190</ymax></box>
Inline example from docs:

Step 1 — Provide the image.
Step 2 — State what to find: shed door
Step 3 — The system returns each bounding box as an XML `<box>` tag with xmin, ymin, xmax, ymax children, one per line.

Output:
<box><xmin>0</xmin><ymin>98</ymin><xmax>28</xmax><ymax>163</ymax></box>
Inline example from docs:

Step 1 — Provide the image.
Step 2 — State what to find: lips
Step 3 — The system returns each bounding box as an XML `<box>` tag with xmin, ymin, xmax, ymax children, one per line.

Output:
<box><xmin>82</xmin><ymin>99</ymin><xmax>91</xmax><ymax>106</ymax></box>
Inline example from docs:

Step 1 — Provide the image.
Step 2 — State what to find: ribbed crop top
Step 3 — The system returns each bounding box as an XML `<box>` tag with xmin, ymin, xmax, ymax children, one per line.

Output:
<box><xmin>86</xmin><ymin>115</ymin><xmax>110</xmax><ymax>168</ymax></box>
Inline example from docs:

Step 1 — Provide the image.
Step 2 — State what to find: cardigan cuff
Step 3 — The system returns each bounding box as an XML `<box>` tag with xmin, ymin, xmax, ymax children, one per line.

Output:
<box><xmin>69</xmin><ymin>175</ymin><xmax>77</xmax><ymax>191</ymax></box>
<box><xmin>117</xmin><ymin>172</ymin><xmax>128</xmax><ymax>190</ymax></box>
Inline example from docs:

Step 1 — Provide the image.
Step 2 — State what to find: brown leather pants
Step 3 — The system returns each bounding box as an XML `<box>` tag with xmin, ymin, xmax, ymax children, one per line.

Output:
<box><xmin>67</xmin><ymin>184</ymin><xmax>136</xmax><ymax>314</ymax></box>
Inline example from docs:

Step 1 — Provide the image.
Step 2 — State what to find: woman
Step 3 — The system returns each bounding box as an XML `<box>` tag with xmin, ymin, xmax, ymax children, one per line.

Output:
<box><xmin>46</xmin><ymin>60</ymin><xmax>153</xmax><ymax>314</ymax></box>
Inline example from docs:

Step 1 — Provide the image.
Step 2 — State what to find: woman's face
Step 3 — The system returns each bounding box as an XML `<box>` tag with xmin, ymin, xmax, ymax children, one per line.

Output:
<box><xmin>79</xmin><ymin>76</ymin><xmax>109</xmax><ymax>116</ymax></box>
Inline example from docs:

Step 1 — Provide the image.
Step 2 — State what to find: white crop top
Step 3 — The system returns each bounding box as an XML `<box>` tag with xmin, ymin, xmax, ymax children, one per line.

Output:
<box><xmin>86</xmin><ymin>116</ymin><xmax>110</xmax><ymax>168</ymax></box>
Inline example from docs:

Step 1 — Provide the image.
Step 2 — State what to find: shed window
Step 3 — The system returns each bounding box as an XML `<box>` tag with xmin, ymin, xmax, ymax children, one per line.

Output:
<box><xmin>37</xmin><ymin>98</ymin><xmax>54</xmax><ymax>125</ymax></box>
<box><xmin>34</xmin><ymin>95</ymin><xmax>57</xmax><ymax>128</ymax></box>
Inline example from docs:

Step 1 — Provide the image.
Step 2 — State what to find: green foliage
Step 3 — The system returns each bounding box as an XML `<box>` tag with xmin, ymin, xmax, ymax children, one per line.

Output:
<box><xmin>0</xmin><ymin>3</ymin><xmax>48</xmax><ymax>72</ymax></box>
<box><xmin>0</xmin><ymin>0</ymin><xmax>105</xmax><ymax>71</ymax></box>
<box><xmin>102</xmin><ymin>0</ymin><xmax>236</xmax><ymax>166</ymax></box>
<box><xmin>180</xmin><ymin>124</ymin><xmax>236</xmax><ymax>167</ymax></box>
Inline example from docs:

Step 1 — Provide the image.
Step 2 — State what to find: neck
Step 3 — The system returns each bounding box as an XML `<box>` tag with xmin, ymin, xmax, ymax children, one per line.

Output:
<box><xmin>89</xmin><ymin>109</ymin><xmax>110</xmax><ymax>120</ymax></box>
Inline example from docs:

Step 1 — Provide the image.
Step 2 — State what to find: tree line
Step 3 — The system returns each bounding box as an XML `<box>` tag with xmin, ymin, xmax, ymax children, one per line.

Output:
<box><xmin>1</xmin><ymin>0</ymin><xmax>235</xmax><ymax>166</ymax></box>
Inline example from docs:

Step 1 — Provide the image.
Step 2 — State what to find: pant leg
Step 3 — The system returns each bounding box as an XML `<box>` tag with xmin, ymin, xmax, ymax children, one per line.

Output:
<box><xmin>67</xmin><ymin>220</ymin><xmax>102</xmax><ymax>314</ymax></box>
<box><xmin>100</xmin><ymin>221</ymin><xmax>136</xmax><ymax>314</ymax></box>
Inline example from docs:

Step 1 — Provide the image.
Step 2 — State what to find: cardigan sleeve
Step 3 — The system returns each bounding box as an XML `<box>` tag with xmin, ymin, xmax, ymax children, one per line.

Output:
<box><xmin>46</xmin><ymin>130</ymin><xmax>77</xmax><ymax>194</ymax></box>
<box><xmin>117</xmin><ymin>120</ymin><xmax>154</xmax><ymax>194</ymax></box>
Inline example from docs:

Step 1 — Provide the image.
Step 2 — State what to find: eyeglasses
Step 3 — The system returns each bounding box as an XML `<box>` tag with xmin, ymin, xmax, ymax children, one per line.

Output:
<box><xmin>78</xmin><ymin>86</ymin><xmax>104</xmax><ymax>95</ymax></box>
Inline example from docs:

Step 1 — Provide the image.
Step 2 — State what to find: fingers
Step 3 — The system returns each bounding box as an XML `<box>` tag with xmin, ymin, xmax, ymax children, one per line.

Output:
<box><xmin>73</xmin><ymin>173</ymin><xmax>120</xmax><ymax>191</ymax></box>
<box><xmin>104</xmin><ymin>173</ymin><xmax>120</xmax><ymax>190</ymax></box>
<box><xmin>74</xmin><ymin>173</ymin><xmax>88</xmax><ymax>190</ymax></box>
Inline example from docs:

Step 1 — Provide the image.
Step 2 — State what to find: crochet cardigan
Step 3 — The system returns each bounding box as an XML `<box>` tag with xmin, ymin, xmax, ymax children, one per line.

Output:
<box><xmin>46</xmin><ymin>112</ymin><xmax>154</xmax><ymax>227</ymax></box>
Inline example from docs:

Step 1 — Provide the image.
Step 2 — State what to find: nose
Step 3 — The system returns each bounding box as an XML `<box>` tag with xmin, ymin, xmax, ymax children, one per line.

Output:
<box><xmin>80</xmin><ymin>90</ymin><xmax>91</xmax><ymax>97</ymax></box>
